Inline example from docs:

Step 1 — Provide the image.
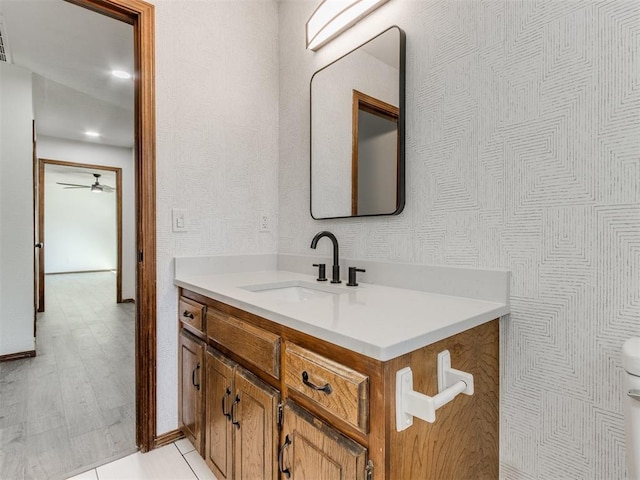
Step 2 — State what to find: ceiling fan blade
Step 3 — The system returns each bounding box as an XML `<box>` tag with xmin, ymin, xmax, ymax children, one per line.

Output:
<box><xmin>63</xmin><ymin>186</ymin><xmax>90</xmax><ymax>189</ymax></box>
<box><xmin>57</xmin><ymin>182</ymin><xmax>89</xmax><ymax>187</ymax></box>
<box><xmin>102</xmin><ymin>185</ymin><xmax>116</xmax><ymax>191</ymax></box>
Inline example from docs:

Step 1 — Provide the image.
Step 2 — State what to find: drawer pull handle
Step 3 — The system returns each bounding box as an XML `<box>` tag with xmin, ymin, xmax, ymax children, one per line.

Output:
<box><xmin>231</xmin><ymin>394</ymin><xmax>241</xmax><ymax>429</ymax></box>
<box><xmin>302</xmin><ymin>371</ymin><xmax>332</xmax><ymax>394</ymax></box>
<box><xmin>222</xmin><ymin>387</ymin><xmax>232</xmax><ymax>419</ymax></box>
<box><xmin>278</xmin><ymin>434</ymin><xmax>291</xmax><ymax>478</ymax></box>
<box><xmin>182</xmin><ymin>310</ymin><xmax>194</xmax><ymax>319</ymax></box>
<box><xmin>191</xmin><ymin>363</ymin><xmax>200</xmax><ymax>390</ymax></box>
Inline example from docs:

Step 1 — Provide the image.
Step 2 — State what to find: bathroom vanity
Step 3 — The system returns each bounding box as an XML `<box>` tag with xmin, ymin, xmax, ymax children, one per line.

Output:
<box><xmin>175</xmin><ymin>264</ymin><xmax>509</xmax><ymax>480</ymax></box>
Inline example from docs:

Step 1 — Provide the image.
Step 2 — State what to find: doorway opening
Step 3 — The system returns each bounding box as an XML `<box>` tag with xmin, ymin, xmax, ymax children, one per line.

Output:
<box><xmin>0</xmin><ymin>0</ymin><xmax>156</xmax><ymax>466</ymax></box>
<box><xmin>68</xmin><ymin>0</ymin><xmax>158</xmax><ymax>454</ymax></box>
<box><xmin>38</xmin><ymin>158</ymin><xmax>127</xmax><ymax>312</ymax></box>
<box><xmin>64</xmin><ymin>0</ymin><xmax>157</xmax><ymax>455</ymax></box>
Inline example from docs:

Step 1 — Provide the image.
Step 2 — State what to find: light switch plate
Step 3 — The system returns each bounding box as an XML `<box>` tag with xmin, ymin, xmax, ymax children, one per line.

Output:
<box><xmin>172</xmin><ymin>208</ymin><xmax>187</xmax><ymax>232</ymax></box>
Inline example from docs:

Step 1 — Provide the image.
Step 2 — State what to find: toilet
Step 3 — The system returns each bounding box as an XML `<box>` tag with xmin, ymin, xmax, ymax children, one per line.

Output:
<box><xmin>623</xmin><ymin>337</ymin><xmax>640</xmax><ymax>480</ymax></box>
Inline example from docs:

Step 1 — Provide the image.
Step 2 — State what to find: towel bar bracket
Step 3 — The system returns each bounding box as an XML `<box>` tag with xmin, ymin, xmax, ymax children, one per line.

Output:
<box><xmin>395</xmin><ymin>349</ymin><xmax>474</xmax><ymax>431</ymax></box>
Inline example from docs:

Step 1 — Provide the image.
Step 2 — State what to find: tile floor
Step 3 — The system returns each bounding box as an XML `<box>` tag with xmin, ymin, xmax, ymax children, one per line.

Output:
<box><xmin>66</xmin><ymin>439</ymin><xmax>217</xmax><ymax>480</ymax></box>
<box><xmin>0</xmin><ymin>272</ymin><xmax>136</xmax><ymax>480</ymax></box>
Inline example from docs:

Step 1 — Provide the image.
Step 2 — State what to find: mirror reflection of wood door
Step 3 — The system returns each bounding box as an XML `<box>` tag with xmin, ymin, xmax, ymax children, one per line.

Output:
<box><xmin>351</xmin><ymin>90</ymin><xmax>399</xmax><ymax>216</ymax></box>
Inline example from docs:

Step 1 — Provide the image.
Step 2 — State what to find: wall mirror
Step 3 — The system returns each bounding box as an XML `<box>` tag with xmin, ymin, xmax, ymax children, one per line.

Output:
<box><xmin>310</xmin><ymin>26</ymin><xmax>405</xmax><ymax>219</ymax></box>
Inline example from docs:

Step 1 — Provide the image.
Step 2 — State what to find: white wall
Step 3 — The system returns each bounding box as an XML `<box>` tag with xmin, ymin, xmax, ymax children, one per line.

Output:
<box><xmin>37</xmin><ymin>135</ymin><xmax>135</xmax><ymax>300</ymax></box>
<box><xmin>279</xmin><ymin>1</ymin><xmax>639</xmax><ymax>478</ymax></box>
<box><xmin>152</xmin><ymin>0</ymin><xmax>280</xmax><ymax>433</ymax></box>
<box><xmin>44</xmin><ymin>168</ymin><xmax>117</xmax><ymax>274</ymax></box>
<box><xmin>0</xmin><ymin>62</ymin><xmax>35</xmax><ymax>356</ymax></box>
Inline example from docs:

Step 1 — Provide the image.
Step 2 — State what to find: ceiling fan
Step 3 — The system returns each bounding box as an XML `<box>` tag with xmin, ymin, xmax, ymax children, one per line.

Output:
<box><xmin>56</xmin><ymin>173</ymin><xmax>115</xmax><ymax>193</ymax></box>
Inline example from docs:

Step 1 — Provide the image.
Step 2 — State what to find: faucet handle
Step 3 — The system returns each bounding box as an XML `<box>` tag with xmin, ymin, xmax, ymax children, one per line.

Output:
<box><xmin>347</xmin><ymin>267</ymin><xmax>366</xmax><ymax>287</ymax></box>
<box><xmin>312</xmin><ymin>264</ymin><xmax>327</xmax><ymax>282</ymax></box>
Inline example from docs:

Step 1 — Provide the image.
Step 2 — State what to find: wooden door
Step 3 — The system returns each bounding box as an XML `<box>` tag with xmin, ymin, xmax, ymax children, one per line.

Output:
<box><xmin>205</xmin><ymin>348</ymin><xmax>235</xmax><ymax>480</ymax></box>
<box><xmin>178</xmin><ymin>329</ymin><xmax>204</xmax><ymax>454</ymax></box>
<box><xmin>280</xmin><ymin>401</ymin><xmax>368</xmax><ymax>480</ymax></box>
<box><xmin>234</xmin><ymin>367</ymin><xmax>279</xmax><ymax>480</ymax></box>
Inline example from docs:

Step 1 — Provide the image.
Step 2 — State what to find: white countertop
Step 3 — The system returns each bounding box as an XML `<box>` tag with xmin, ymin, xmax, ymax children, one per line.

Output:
<box><xmin>174</xmin><ymin>269</ymin><xmax>510</xmax><ymax>361</ymax></box>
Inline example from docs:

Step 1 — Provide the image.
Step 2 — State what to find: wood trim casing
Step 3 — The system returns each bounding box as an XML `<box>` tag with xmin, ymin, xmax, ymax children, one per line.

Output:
<box><xmin>32</xmin><ymin>120</ymin><xmax>41</xmax><ymax>322</ymax></box>
<box><xmin>63</xmin><ymin>0</ymin><xmax>157</xmax><ymax>453</ymax></box>
<box><xmin>155</xmin><ymin>429</ymin><xmax>184</xmax><ymax>448</ymax></box>
<box><xmin>0</xmin><ymin>350</ymin><xmax>37</xmax><ymax>362</ymax></box>
<box><xmin>37</xmin><ymin>160</ymin><xmax>45</xmax><ymax>312</ymax></box>
<box><xmin>351</xmin><ymin>90</ymin><xmax>399</xmax><ymax>216</ymax></box>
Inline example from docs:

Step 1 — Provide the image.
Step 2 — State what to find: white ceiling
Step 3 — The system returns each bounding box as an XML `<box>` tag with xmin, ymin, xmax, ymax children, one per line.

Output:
<box><xmin>0</xmin><ymin>0</ymin><xmax>134</xmax><ymax>147</ymax></box>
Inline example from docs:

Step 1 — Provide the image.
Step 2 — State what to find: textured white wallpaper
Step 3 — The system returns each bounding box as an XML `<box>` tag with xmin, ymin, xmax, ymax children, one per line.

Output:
<box><xmin>153</xmin><ymin>0</ymin><xmax>279</xmax><ymax>434</ymax></box>
<box><xmin>278</xmin><ymin>1</ymin><xmax>639</xmax><ymax>478</ymax></box>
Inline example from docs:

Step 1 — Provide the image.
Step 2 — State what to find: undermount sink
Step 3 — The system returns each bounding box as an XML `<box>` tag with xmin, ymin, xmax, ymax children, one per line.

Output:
<box><xmin>240</xmin><ymin>280</ymin><xmax>344</xmax><ymax>303</ymax></box>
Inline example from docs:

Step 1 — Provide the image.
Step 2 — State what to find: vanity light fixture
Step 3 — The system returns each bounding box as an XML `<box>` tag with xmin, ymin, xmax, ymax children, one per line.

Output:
<box><xmin>306</xmin><ymin>0</ymin><xmax>390</xmax><ymax>51</ymax></box>
<box><xmin>85</xmin><ymin>130</ymin><xmax>100</xmax><ymax>137</ymax></box>
<box><xmin>111</xmin><ymin>69</ymin><xmax>131</xmax><ymax>79</ymax></box>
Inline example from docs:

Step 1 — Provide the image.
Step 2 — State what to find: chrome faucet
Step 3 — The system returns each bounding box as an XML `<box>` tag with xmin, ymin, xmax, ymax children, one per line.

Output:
<box><xmin>310</xmin><ymin>231</ymin><xmax>341</xmax><ymax>283</ymax></box>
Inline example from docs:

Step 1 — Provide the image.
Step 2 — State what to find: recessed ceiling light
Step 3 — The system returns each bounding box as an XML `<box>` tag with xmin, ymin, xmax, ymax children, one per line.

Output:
<box><xmin>111</xmin><ymin>70</ymin><xmax>131</xmax><ymax>79</ymax></box>
<box><xmin>85</xmin><ymin>131</ymin><xmax>100</xmax><ymax>137</ymax></box>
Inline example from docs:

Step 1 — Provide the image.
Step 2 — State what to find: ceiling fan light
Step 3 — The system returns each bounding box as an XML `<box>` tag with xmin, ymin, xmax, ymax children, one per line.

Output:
<box><xmin>91</xmin><ymin>184</ymin><xmax>103</xmax><ymax>193</ymax></box>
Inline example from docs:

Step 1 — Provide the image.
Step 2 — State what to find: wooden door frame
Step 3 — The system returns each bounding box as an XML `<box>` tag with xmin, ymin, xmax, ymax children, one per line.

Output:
<box><xmin>38</xmin><ymin>159</ymin><xmax>124</xmax><ymax>305</ymax></box>
<box><xmin>351</xmin><ymin>89</ymin><xmax>399</xmax><ymax>216</ymax></box>
<box><xmin>64</xmin><ymin>0</ymin><xmax>157</xmax><ymax>452</ymax></box>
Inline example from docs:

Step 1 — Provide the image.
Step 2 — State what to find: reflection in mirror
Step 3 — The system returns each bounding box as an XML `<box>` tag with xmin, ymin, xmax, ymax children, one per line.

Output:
<box><xmin>311</xmin><ymin>26</ymin><xmax>405</xmax><ymax>219</ymax></box>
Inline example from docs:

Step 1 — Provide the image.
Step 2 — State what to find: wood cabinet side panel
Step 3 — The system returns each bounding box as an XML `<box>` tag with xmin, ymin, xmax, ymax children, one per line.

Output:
<box><xmin>385</xmin><ymin>319</ymin><xmax>499</xmax><ymax>480</ymax></box>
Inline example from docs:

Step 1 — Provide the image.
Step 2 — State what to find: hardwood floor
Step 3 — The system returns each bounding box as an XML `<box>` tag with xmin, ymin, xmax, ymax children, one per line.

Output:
<box><xmin>0</xmin><ymin>272</ymin><xmax>136</xmax><ymax>480</ymax></box>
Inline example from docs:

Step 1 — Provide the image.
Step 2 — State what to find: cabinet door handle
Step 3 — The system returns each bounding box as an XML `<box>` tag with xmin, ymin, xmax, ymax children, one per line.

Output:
<box><xmin>182</xmin><ymin>310</ymin><xmax>194</xmax><ymax>319</ymax></box>
<box><xmin>191</xmin><ymin>363</ymin><xmax>200</xmax><ymax>390</ymax></box>
<box><xmin>302</xmin><ymin>371</ymin><xmax>332</xmax><ymax>394</ymax></box>
<box><xmin>231</xmin><ymin>394</ymin><xmax>240</xmax><ymax>429</ymax></box>
<box><xmin>278</xmin><ymin>434</ymin><xmax>291</xmax><ymax>478</ymax></box>
<box><xmin>222</xmin><ymin>387</ymin><xmax>232</xmax><ymax>419</ymax></box>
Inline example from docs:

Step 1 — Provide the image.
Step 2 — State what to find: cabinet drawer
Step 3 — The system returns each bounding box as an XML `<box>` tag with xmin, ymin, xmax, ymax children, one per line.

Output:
<box><xmin>179</xmin><ymin>297</ymin><xmax>205</xmax><ymax>333</ymax></box>
<box><xmin>207</xmin><ymin>309</ymin><xmax>280</xmax><ymax>379</ymax></box>
<box><xmin>284</xmin><ymin>342</ymin><xmax>369</xmax><ymax>433</ymax></box>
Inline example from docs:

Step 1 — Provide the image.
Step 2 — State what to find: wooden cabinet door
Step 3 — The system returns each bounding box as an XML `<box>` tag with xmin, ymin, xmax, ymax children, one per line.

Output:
<box><xmin>234</xmin><ymin>367</ymin><xmax>280</xmax><ymax>480</ymax></box>
<box><xmin>179</xmin><ymin>329</ymin><xmax>204</xmax><ymax>454</ymax></box>
<box><xmin>205</xmin><ymin>348</ymin><xmax>234</xmax><ymax>480</ymax></box>
<box><xmin>280</xmin><ymin>401</ymin><xmax>368</xmax><ymax>480</ymax></box>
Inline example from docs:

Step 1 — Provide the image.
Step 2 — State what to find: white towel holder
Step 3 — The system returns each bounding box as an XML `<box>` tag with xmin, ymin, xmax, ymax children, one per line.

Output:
<box><xmin>395</xmin><ymin>349</ymin><xmax>474</xmax><ymax>431</ymax></box>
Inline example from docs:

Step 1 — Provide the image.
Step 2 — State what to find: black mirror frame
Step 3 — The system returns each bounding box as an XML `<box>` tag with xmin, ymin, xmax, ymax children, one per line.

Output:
<box><xmin>309</xmin><ymin>25</ymin><xmax>406</xmax><ymax>220</ymax></box>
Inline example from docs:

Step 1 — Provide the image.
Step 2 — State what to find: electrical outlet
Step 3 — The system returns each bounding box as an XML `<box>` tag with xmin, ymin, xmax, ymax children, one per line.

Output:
<box><xmin>259</xmin><ymin>214</ymin><xmax>270</xmax><ymax>232</ymax></box>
